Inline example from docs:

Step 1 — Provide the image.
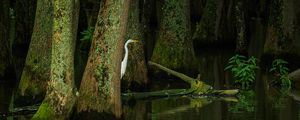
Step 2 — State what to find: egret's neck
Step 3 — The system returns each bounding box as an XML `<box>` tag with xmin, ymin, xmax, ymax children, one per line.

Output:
<box><xmin>123</xmin><ymin>42</ymin><xmax>130</xmax><ymax>62</ymax></box>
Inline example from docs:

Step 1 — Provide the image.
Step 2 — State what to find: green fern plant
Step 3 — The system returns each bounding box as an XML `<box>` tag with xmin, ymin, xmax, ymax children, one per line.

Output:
<box><xmin>80</xmin><ymin>26</ymin><xmax>94</xmax><ymax>42</ymax></box>
<box><xmin>79</xmin><ymin>26</ymin><xmax>94</xmax><ymax>51</ymax></box>
<box><xmin>225</xmin><ymin>54</ymin><xmax>258</xmax><ymax>89</ymax></box>
<box><xmin>269</xmin><ymin>59</ymin><xmax>291</xmax><ymax>89</ymax></box>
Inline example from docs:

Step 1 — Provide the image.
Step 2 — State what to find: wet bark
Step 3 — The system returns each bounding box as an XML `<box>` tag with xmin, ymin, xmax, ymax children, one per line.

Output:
<box><xmin>0</xmin><ymin>0</ymin><xmax>12</xmax><ymax>79</ymax></box>
<box><xmin>32</xmin><ymin>0</ymin><xmax>79</xmax><ymax>119</ymax></box>
<box><xmin>76</xmin><ymin>0</ymin><xmax>131</xmax><ymax>118</ymax></box>
<box><xmin>122</xmin><ymin>0</ymin><xmax>148</xmax><ymax>91</ymax></box>
<box><xmin>16</xmin><ymin>0</ymin><xmax>53</xmax><ymax>103</ymax></box>
<box><xmin>151</xmin><ymin>0</ymin><xmax>195</xmax><ymax>73</ymax></box>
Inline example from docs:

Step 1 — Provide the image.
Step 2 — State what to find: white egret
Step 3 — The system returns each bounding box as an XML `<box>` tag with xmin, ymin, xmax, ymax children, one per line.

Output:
<box><xmin>121</xmin><ymin>39</ymin><xmax>139</xmax><ymax>78</ymax></box>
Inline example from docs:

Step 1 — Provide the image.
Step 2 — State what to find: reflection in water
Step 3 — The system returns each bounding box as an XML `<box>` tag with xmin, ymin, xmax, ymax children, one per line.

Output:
<box><xmin>229</xmin><ymin>90</ymin><xmax>255</xmax><ymax>112</ymax></box>
<box><xmin>123</xmin><ymin>49</ymin><xmax>300</xmax><ymax>120</ymax></box>
<box><xmin>0</xmin><ymin>82</ymin><xmax>13</xmax><ymax>119</ymax></box>
<box><xmin>196</xmin><ymin>49</ymin><xmax>234</xmax><ymax>89</ymax></box>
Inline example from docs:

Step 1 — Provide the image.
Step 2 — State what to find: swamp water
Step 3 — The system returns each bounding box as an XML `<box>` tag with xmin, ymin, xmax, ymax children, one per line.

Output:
<box><xmin>1</xmin><ymin>49</ymin><xmax>300</xmax><ymax>120</ymax></box>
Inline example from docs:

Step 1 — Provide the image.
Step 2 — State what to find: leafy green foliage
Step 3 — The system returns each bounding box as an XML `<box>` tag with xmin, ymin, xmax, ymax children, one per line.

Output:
<box><xmin>225</xmin><ymin>54</ymin><xmax>258</xmax><ymax>89</ymax></box>
<box><xmin>79</xmin><ymin>26</ymin><xmax>94</xmax><ymax>51</ymax></box>
<box><xmin>80</xmin><ymin>26</ymin><xmax>94</xmax><ymax>42</ymax></box>
<box><xmin>269</xmin><ymin>59</ymin><xmax>291</xmax><ymax>89</ymax></box>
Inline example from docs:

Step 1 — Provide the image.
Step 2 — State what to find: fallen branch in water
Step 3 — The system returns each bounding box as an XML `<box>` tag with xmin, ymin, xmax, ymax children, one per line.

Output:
<box><xmin>122</xmin><ymin>61</ymin><xmax>239</xmax><ymax>99</ymax></box>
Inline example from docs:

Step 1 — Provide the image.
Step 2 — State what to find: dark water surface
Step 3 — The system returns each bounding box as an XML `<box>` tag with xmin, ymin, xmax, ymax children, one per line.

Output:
<box><xmin>124</xmin><ymin>86</ymin><xmax>300</xmax><ymax>120</ymax></box>
<box><xmin>1</xmin><ymin>49</ymin><xmax>300</xmax><ymax>120</ymax></box>
<box><xmin>122</xmin><ymin>49</ymin><xmax>300</xmax><ymax>120</ymax></box>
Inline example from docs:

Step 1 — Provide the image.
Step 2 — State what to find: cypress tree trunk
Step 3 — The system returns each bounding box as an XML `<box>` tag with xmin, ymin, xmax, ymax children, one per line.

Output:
<box><xmin>264</xmin><ymin>0</ymin><xmax>287</xmax><ymax>54</ymax></box>
<box><xmin>32</xmin><ymin>0</ymin><xmax>79</xmax><ymax>119</ymax></box>
<box><xmin>16</xmin><ymin>0</ymin><xmax>53</xmax><ymax>103</ymax></box>
<box><xmin>191</xmin><ymin>0</ymin><xmax>236</xmax><ymax>46</ymax></box>
<box><xmin>192</xmin><ymin>0</ymin><xmax>218</xmax><ymax>44</ymax></box>
<box><xmin>0</xmin><ymin>0</ymin><xmax>12</xmax><ymax>79</ymax></box>
<box><xmin>151</xmin><ymin>0</ymin><xmax>195</xmax><ymax>72</ymax></box>
<box><xmin>235</xmin><ymin>0</ymin><xmax>247</xmax><ymax>53</ymax></box>
<box><xmin>286</xmin><ymin>0</ymin><xmax>300</xmax><ymax>55</ymax></box>
<box><xmin>142</xmin><ymin>0</ymin><xmax>157</xmax><ymax>61</ymax></box>
<box><xmin>76</xmin><ymin>0</ymin><xmax>131</xmax><ymax>118</ymax></box>
<box><xmin>122</xmin><ymin>0</ymin><xmax>148</xmax><ymax>90</ymax></box>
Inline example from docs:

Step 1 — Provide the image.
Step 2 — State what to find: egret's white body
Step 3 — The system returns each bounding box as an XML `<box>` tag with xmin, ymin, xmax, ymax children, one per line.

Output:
<box><xmin>121</xmin><ymin>39</ymin><xmax>139</xmax><ymax>78</ymax></box>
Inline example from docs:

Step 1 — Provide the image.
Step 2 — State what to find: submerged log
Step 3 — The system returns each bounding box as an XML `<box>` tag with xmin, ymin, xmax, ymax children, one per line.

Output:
<box><xmin>122</xmin><ymin>61</ymin><xmax>239</xmax><ymax>99</ymax></box>
<box><xmin>289</xmin><ymin>69</ymin><xmax>300</xmax><ymax>82</ymax></box>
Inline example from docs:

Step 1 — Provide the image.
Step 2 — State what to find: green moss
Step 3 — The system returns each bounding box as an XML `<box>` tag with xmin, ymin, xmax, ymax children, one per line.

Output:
<box><xmin>93</xmin><ymin>0</ymin><xmax>125</xmax><ymax>96</ymax></box>
<box><xmin>32</xmin><ymin>102</ymin><xmax>55</xmax><ymax>120</ymax></box>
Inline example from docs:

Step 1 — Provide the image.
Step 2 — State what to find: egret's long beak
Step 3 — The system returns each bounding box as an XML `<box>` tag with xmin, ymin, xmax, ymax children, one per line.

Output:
<box><xmin>131</xmin><ymin>40</ymin><xmax>139</xmax><ymax>42</ymax></box>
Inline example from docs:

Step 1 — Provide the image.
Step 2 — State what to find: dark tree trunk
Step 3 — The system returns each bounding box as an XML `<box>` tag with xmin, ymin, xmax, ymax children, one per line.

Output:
<box><xmin>122</xmin><ymin>0</ymin><xmax>148</xmax><ymax>91</ymax></box>
<box><xmin>192</xmin><ymin>0</ymin><xmax>218</xmax><ymax>44</ymax></box>
<box><xmin>192</xmin><ymin>0</ymin><xmax>237</xmax><ymax>46</ymax></box>
<box><xmin>32</xmin><ymin>0</ymin><xmax>79</xmax><ymax>119</ymax></box>
<box><xmin>0</xmin><ymin>0</ymin><xmax>13</xmax><ymax>80</ymax></box>
<box><xmin>16</xmin><ymin>0</ymin><xmax>53</xmax><ymax>104</ymax></box>
<box><xmin>12</xmin><ymin>0</ymin><xmax>36</xmax><ymax>80</ymax></box>
<box><xmin>264</xmin><ymin>0</ymin><xmax>290</xmax><ymax>54</ymax></box>
<box><xmin>234</xmin><ymin>0</ymin><xmax>247</xmax><ymax>53</ymax></box>
<box><xmin>76</xmin><ymin>0</ymin><xmax>131</xmax><ymax>118</ymax></box>
<box><xmin>143</xmin><ymin>0</ymin><xmax>157</xmax><ymax>61</ymax></box>
<box><xmin>246</xmin><ymin>0</ymin><xmax>268</xmax><ymax>57</ymax></box>
<box><xmin>281</xmin><ymin>0</ymin><xmax>300</xmax><ymax>56</ymax></box>
<box><xmin>151</xmin><ymin>0</ymin><xmax>195</xmax><ymax>73</ymax></box>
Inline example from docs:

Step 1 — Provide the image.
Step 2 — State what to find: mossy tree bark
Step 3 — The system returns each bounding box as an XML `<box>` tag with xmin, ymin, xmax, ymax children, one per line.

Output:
<box><xmin>76</xmin><ymin>0</ymin><xmax>131</xmax><ymax>118</ymax></box>
<box><xmin>32</xmin><ymin>0</ymin><xmax>79</xmax><ymax>119</ymax></box>
<box><xmin>264</xmin><ymin>0</ymin><xmax>293</xmax><ymax>54</ymax></box>
<box><xmin>16</xmin><ymin>0</ymin><xmax>53</xmax><ymax>103</ymax></box>
<box><xmin>280</xmin><ymin>0</ymin><xmax>300</xmax><ymax>55</ymax></box>
<box><xmin>234</xmin><ymin>0</ymin><xmax>247</xmax><ymax>53</ymax></box>
<box><xmin>151</xmin><ymin>0</ymin><xmax>195</xmax><ymax>73</ymax></box>
<box><xmin>122</xmin><ymin>0</ymin><xmax>148</xmax><ymax>91</ymax></box>
<box><xmin>12</xmin><ymin>0</ymin><xmax>36</xmax><ymax>80</ymax></box>
<box><xmin>0</xmin><ymin>0</ymin><xmax>13</xmax><ymax>79</ymax></box>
